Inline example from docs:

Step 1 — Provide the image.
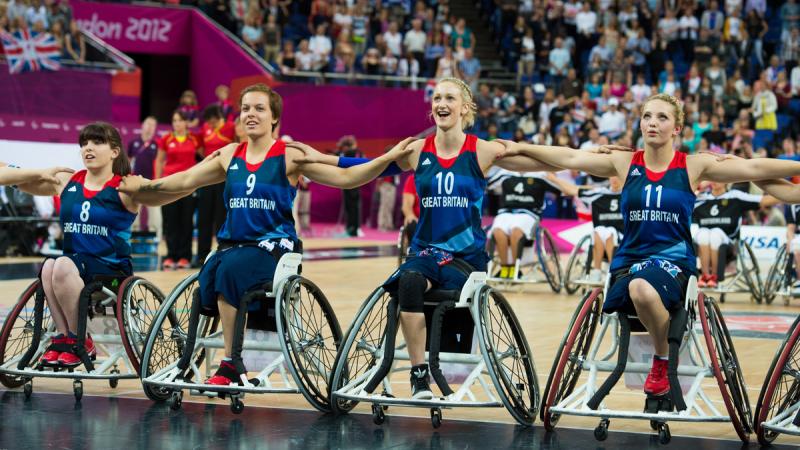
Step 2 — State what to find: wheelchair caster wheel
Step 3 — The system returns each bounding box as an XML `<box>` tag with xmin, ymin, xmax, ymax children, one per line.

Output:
<box><xmin>594</xmin><ymin>419</ymin><xmax>609</xmax><ymax>441</ymax></box>
<box><xmin>649</xmin><ymin>420</ymin><xmax>658</xmax><ymax>431</ymax></box>
<box><xmin>73</xmin><ymin>380</ymin><xmax>83</xmax><ymax>401</ymax></box>
<box><xmin>231</xmin><ymin>397</ymin><xmax>244</xmax><ymax>414</ymax></box>
<box><xmin>23</xmin><ymin>380</ymin><xmax>32</xmax><ymax>399</ymax></box>
<box><xmin>658</xmin><ymin>423</ymin><xmax>671</xmax><ymax>444</ymax></box>
<box><xmin>169</xmin><ymin>392</ymin><xmax>183</xmax><ymax>411</ymax></box>
<box><xmin>430</xmin><ymin>408</ymin><xmax>442</xmax><ymax>429</ymax></box>
<box><xmin>109</xmin><ymin>369</ymin><xmax>119</xmax><ymax>389</ymax></box>
<box><xmin>372</xmin><ymin>404</ymin><xmax>385</xmax><ymax>425</ymax></box>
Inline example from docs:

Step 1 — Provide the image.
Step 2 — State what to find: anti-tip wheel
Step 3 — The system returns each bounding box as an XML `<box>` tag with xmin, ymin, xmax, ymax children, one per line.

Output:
<box><xmin>430</xmin><ymin>408</ymin><xmax>442</xmax><ymax>429</ymax></box>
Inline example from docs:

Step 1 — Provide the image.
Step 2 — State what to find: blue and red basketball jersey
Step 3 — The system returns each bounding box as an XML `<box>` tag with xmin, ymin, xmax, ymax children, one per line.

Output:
<box><xmin>610</xmin><ymin>150</ymin><xmax>696</xmax><ymax>274</ymax></box>
<box><xmin>60</xmin><ymin>170</ymin><xmax>136</xmax><ymax>265</ymax></box>
<box><xmin>217</xmin><ymin>140</ymin><xmax>298</xmax><ymax>243</ymax></box>
<box><xmin>411</xmin><ymin>134</ymin><xmax>487</xmax><ymax>268</ymax></box>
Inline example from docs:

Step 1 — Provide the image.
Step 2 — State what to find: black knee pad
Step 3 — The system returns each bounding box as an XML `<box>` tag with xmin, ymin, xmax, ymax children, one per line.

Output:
<box><xmin>398</xmin><ymin>271</ymin><xmax>427</xmax><ymax>313</ymax></box>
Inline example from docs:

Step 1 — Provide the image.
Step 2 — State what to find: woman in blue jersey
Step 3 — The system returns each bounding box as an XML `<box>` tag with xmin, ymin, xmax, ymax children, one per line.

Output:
<box><xmin>11</xmin><ymin>123</ymin><xmax>192</xmax><ymax>368</ymax></box>
<box><xmin>498</xmin><ymin>93</ymin><xmax>800</xmax><ymax>398</ymax></box>
<box><xmin>118</xmin><ymin>83</ymin><xmax>414</xmax><ymax>386</ymax></box>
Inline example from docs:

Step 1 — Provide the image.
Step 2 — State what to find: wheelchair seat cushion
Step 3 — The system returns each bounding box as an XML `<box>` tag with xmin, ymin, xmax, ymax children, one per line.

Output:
<box><xmin>58</xmin><ymin>253</ymin><xmax>132</xmax><ymax>287</ymax></box>
<box><xmin>603</xmin><ymin>265</ymin><xmax>689</xmax><ymax>315</ymax></box>
<box><xmin>198</xmin><ymin>245</ymin><xmax>280</xmax><ymax>315</ymax></box>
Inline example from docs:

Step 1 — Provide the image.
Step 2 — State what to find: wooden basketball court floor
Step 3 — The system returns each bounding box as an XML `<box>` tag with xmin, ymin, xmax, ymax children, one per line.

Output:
<box><xmin>0</xmin><ymin>238</ymin><xmax>798</xmax><ymax>448</ymax></box>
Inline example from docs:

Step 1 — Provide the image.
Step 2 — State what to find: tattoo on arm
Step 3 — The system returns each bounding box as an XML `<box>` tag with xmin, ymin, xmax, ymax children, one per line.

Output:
<box><xmin>139</xmin><ymin>182</ymin><xmax>164</xmax><ymax>192</ymax></box>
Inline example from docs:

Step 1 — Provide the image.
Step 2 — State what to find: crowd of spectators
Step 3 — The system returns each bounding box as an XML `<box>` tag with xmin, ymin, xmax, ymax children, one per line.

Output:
<box><xmin>0</xmin><ymin>0</ymin><xmax>87</xmax><ymax>64</ymax></box>
<box><xmin>470</xmin><ymin>0</ymin><xmax>800</xmax><ymax>162</ymax></box>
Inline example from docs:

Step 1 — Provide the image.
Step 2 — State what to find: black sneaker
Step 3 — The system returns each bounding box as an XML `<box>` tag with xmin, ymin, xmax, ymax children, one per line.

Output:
<box><xmin>410</xmin><ymin>364</ymin><xmax>433</xmax><ymax>400</ymax></box>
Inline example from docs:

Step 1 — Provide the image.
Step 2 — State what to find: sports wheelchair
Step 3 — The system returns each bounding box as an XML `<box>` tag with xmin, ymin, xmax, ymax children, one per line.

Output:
<box><xmin>563</xmin><ymin>233</ymin><xmax>618</xmax><ymax>295</ymax></box>
<box><xmin>396</xmin><ymin>221</ymin><xmax>417</xmax><ymax>267</ymax></box>
<box><xmin>754</xmin><ymin>314</ymin><xmax>800</xmax><ymax>444</ymax></box>
<box><xmin>763</xmin><ymin>244</ymin><xmax>799</xmax><ymax>305</ymax></box>
<box><xmin>699</xmin><ymin>239</ymin><xmax>763</xmax><ymax>304</ymax></box>
<box><xmin>0</xmin><ymin>273</ymin><xmax>164</xmax><ymax>400</ymax></box>
<box><xmin>487</xmin><ymin>224</ymin><xmax>562</xmax><ymax>293</ymax></box>
<box><xmin>139</xmin><ymin>253</ymin><xmax>344</xmax><ymax>414</ymax></box>
<box><xmin>329</xmin><ymin>270</ymin><xmax>539</xmax><ymax>428</ymax></box>
<box><xmin>540</xmin><ymin>275</ymin><xmax>752</xmax><ymax>443</ymax></box>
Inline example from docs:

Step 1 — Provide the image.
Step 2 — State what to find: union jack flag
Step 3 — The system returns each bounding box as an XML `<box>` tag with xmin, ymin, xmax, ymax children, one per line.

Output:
<box><xmin>0</xmin><ymin>28</ymin><xmax>61</xmax><ymax>74</ymax></box>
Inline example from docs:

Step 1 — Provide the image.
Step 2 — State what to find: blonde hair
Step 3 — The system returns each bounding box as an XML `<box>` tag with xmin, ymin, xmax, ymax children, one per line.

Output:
<box><xmin>436</xmin><ymin>77</ymin><xmax>477</xmax><ymax>130</ymax></box>
<box><xmin>642</xmin><ymin>93</ymin><xmax>684</xmax><ymax>129</ymax></box>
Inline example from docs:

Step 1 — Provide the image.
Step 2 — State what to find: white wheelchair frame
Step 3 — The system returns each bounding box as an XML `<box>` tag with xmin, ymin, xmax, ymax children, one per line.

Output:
<box><xmin>486</xmin><ymin>221</ymin><xmax>563</xmax><ymax>293</ymax></box>
<box><xmin>140</xmin><ymin>253</ymin><xmax>342</xmax><ymax>414</ymax></box>
<box><xmin>542</xmin><ymin>274</ymin><xmax>752</xmax><ymax>443</ymax></box>
<box><xmin>329</xmin><ymin>271</ymin><xmax>539</xmax><ymax>428</ymax></box>
<box><xmin>698</xmin><ymin>238</ymin><xmax>763</xmax><ymax>303</ymax></box>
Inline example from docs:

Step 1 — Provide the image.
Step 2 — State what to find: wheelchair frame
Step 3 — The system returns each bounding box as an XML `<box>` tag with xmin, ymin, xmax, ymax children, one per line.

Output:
<box><xmin>329</xmin><ymin>272</ymin><xmax>539</xmax><ymax>428</ymax></box>
<box><xmin>0</xmin><ymin>275</ymin><xmax>164</xmax><ymax>401</ymax></box>
<box><xmin>755</xmin><ymin>314</ymin><xmax>800</xmax><ymax>444</ymax></box>
<box><xmin>139</xmin><ymin>253</ymin><xmax>343</xmax><ymax>414</ymax></box>
<box><xmin>541</xmin><ymin>275</ymin><xmax>752</xmax><ymax>443</ymax></box>
<box><xmin>699</xmin><ymin>239</ymin><xmax>764</xmax><ymax>304</ymax></box>
<box><xmin>764</xmin><ymin>244</ymin><xmax>798</xmax><ymax>306</ymax></box>
<box><xmin>487</xmin><ymin>223</ymin><xmax>563</xmax><ymax>293</ymax></box>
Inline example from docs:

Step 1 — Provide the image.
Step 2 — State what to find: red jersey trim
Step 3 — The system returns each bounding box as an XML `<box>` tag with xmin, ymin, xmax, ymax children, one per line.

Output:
<box><xmin>70</xmin><ymin>170</ymin><xmax>122</xmax><ymax>199</ymax></box>
<box><xmin>236</xmin><ymin>140</ymin><xmax>285</xmax><ymax>172</ymax></box>
<box><xmin>630</xmin><ymin>150</ymin><xmax>685</xmax><ymax>183</ymax></box>
<box><xmin>421</xmin><ymin>134</ymin><xmax>477</xmax><ymax>169</ymax></box>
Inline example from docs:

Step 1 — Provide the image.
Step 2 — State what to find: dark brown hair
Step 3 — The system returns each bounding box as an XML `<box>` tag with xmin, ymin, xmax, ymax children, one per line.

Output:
<box><xmin>78</xmin><ymin>122</ymin><xmax>131</xmax><ymax>176</ymax></box>
<box><xmin>238</xmin><ymin>83</ymin><xmax>283</xmax><ymax>131</ymax></box>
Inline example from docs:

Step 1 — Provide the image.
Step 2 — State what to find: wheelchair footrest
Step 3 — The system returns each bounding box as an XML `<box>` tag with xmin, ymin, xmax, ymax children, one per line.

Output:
<box><xmin>644</xmin><ymin>394</ymin><xmax>674</xmax><ymax>415</ymax></box>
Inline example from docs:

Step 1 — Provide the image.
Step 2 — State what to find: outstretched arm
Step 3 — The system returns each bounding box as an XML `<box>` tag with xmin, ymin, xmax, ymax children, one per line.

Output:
<box><xmin>754</xmin><ymin>179</ymin><xmax>800</xmax><ymax>203</ymax></box>
<box><xmin>288</xmin><ymin>138</ymin><xmax>414</xmax><ymax>189</ymax></box>
<box><xmin>14</xmin><ymin>167</ymin><xmax>75</xmax><ymax>196</ymax></box>
<box><xmin>544</xmin><ymin>172</ymin><xmax>580</xmax><ymax>197</ymax></box>
<box><xmin>494</xmin><ymin>140</ymin><xmax>630</xmax><ymax>178</ymax></box>
<box><xmin>695</xmin><ymin>153</ymin><xmax>800</xmax><ymax>183</ymax></box>
<box><xmin>477</xmin><ymin>139</ymin><xmax>561</xmax><ymax>173</ymax></box>
<box><xmin>291</xmin><ymin>141</ymin><xmax>405</xmax><ymax>176</ymax></box>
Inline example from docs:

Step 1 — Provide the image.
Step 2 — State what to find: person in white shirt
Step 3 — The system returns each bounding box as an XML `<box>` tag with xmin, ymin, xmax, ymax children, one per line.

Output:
<box><xmin>598</xmin><ymin>98</ymin><xmax>626</xmax><ymax>139</ymax></box>
<box><xmin>308</xmin><ymin>24</ymin><xmax>332</xmax><ymax>71</ymax></box>
<box><xmin>295</xmin><ymin>39</ymin><xmax>319</xmax><ymax>71</ymax></box>
<box><xmin>630</xmin><ymin>73</ymin><xmax>651</xmax><ymax>104</ymax></box>
<box><xmin>383</xmin><ymin>21</ymin><xmax>403</xmax><ymax>56</ymax></box>
<box><xmin>403</xmin><ymin>19</ymin><xmax>427</xmax><ymax>66</ymax></box>
<box><xmin>678</xmin><ymin>6</ymin><xmax>699</xmax><ymax>60</ymax></box>
<box><xmin>576</xmin><ymin>2</ymin><xmax>598</xmax><ymax>35</ymax></box>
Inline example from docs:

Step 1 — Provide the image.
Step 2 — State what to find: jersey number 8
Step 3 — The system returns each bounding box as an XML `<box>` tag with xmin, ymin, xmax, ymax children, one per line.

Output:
<box><xmin>80</xmin><ymin>201</ymin><xmax>91</xmax><ymax>222</ymax></box>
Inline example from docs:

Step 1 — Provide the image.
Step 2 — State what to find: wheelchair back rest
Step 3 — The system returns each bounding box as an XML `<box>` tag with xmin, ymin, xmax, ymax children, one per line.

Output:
<box><xmin>267</xmin><ymin>252</ymin><xmax>302</xmax><ymax>296</ymax></box>
<box><xmin>456</xmin><ymin>272</ymin><xmax>487</xmax><ymax>307</ymax></box>
<box><xmin>423</xmin><ymin>305</ymin><xmax>475</xmax><ymax>354</ymax></box>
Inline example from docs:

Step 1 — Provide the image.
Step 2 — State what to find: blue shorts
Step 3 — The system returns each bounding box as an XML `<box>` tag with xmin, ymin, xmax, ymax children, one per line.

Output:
<box><xmin>55</xmin><ymin>254</ymin><xmax>132</xmax><ymax>286</ymax></box>
<box><xmin>603</xmin><ymin>266</ymin><xmax>688</xmax><ymax>314</ymax></box>
<box><xmin>383</xmin><ymin>254</ymin><xmax>486</xmax><ymax>292</ymax></box>
<box><xmin>198</xmin><ymin>245</ymin><xmax>278</xmax><ymax>315</ymax></box>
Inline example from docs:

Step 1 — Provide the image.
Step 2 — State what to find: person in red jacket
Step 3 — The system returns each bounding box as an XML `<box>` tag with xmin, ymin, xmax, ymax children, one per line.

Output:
<box><xmin>155</xmin><ymin>110</ymin><xmax>203</xmax><ymax>269</ymax></box>
<box><xmin>196</xmin><ymin>105</ymin><xmax>235</xmax><ymax>266</ymax></box>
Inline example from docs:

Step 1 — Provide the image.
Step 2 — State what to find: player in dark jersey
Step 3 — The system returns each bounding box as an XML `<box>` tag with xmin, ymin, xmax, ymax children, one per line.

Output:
<box><xmin>11</xmin><ymin>122</ymin><xmax>190</xmax><ymax>368</ymax></box>
<box><xmin>548</xmin><ymin>175</ymin><xmax>624</xmax><ymax>282</ymax></box>
<box><xmin>692</xmin><ymin>182</ymin><xmax>779</xmax><ymax>288</ymax></box>
<box><xmin>120</xmin><ymin>83</ymin><xmax>414</xmax><ymax>386</ymax></box>
<box><xmin>489</xmin><ymin>170</ymin><xmax>561</xmax><ymax>279</ymax></box>
<box><xmin>498</xmin><ymin>92</ymin><xmax>800</xmax><ymax>398</ymax></box>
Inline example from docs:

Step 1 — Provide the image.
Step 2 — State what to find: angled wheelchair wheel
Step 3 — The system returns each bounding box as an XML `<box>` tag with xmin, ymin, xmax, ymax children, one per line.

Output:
<box><xmin>755</xmin><ymin>315</ymin><xmax>800</xmax><ymax>444</ymax></box>
<box><xmin>330</xmin><ymin>287</ymin><xmax>392</xmax><ymax>414</ymax></box>
<box><xmin>140</xmin><ymin>273</ymin><xmax>217</xmax><ymax>402</ymax></box>
<box><xmin>477</xmin><ymin>285</ymin><xmax>538</xmax><ymax>425</ymax></box>
<box><xmin>564</xmin><ymin>234</ymin><xmax>592</xmax><ymax>295</ymax></box>
<box><xmin>486</xmin><ymin>235</ymin><xmax>502</xmax><ymax>278</ymax></box>
<box><xmin>278</xmin><ymin>275</ymin><xmax>344</xmax><ymax>412</ymax></box>
<box><xmin>763</xmin><ymin>244</ymin><xmax>789</xmax><ymax>305</ymax></box>
<box><xmin>397</xmin><ymin>226</ymin><xmax>409</xmax><ymax>268</ymax></box>
<box><xmin>540</xmin><ymin>288</ymin><xmax>603</xmax><ymax>430</ymax></box>
<box><xmin>536</xmin><ymin>228</ymin><xmax>563</xmax><ymax>293</ymax></box>
<box><xmin>0</xmin><ymin>281</ymin><xmax>52</xmax><ymax>388</ymax></box>
<box><xmin>738</xmin><ymin>241</ymin><xmax>764</xmax><ymax>304</ymax></box>
<box><xmin>116</xmin><ymin>277</ymin><xmax>165</xmax><ymax>374</ymax></box>
<box><xmin>699</xmin><ymin>295</ymin><xmax>753</xmax><ymax>443</ymax></box>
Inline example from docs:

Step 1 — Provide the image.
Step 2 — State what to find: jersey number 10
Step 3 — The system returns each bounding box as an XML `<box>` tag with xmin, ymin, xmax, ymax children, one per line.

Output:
<box><xmin>435</xmin><ymin>172</ymin><xmax>455</xmax><ymax>195</ymax></box>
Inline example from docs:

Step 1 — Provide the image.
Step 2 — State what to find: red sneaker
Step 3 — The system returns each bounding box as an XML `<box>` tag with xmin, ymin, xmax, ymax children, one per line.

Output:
<box><xmin>177</xmin><ymin>258</ymin><xmax>191</xmax><ymax>269</ymax></box>
<box><xmin>162</xmin><ymin>258</ymin><xmax>176</xmax><ymax>270</ymax></box>
<box><xmin>707</xmin><ymin>274</ymin><xmax>718</xmax><ymax>288</ymax></box>
<box><xmin>40</xmin><ymin>335</ymin><xmax>67</xmax><ymax>366</ymax></box>
<box><xmin>205</xmin><ymin>360</ymin><xmax>243</xmax><ymax>386</ymax></box>
<box><xmin>644</xmin><ymin>356</ymin><xmax>670</xmax><ymax>396</ymax></box>
<box><xmin>58</xmin><ymin>335</ymin><xmax>97</xmax><ymax>368</ymax></box>
<box><xmin>697</xmin><ymin>274</ymin><xmax>708</xmax><ymax>288</ymax></box>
